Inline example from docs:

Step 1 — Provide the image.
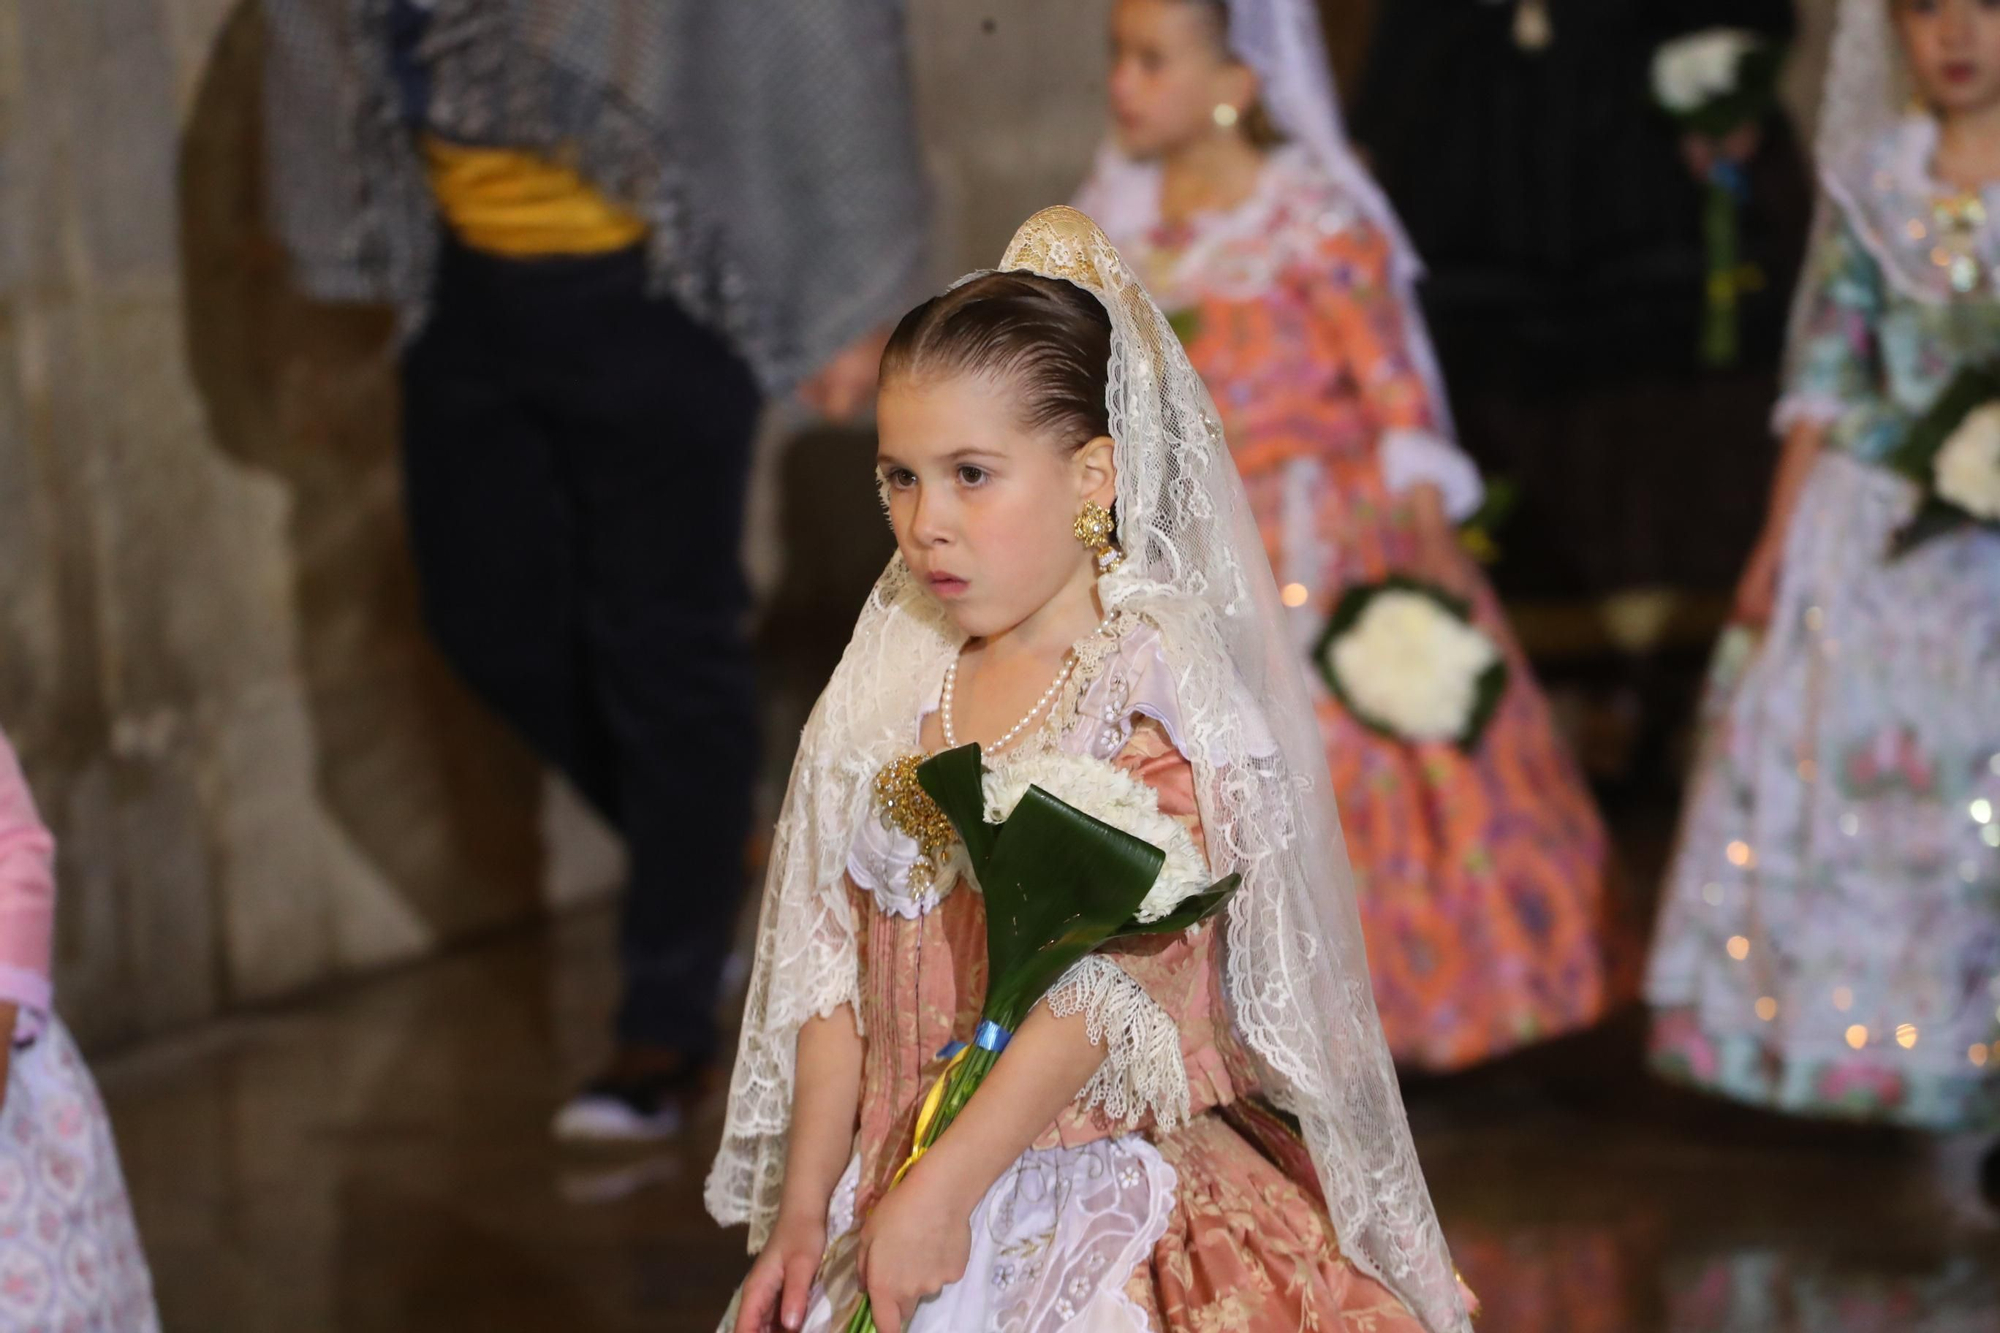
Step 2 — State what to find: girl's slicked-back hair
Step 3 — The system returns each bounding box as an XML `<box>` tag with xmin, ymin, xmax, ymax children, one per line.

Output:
<box><xmin>879</xmin><ymin>271</ymin><xmax>1113</xmax><ymax>451</ymax></box>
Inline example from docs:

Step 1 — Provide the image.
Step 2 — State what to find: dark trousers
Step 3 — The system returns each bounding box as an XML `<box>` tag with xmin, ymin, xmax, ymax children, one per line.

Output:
<box><xmin>402</xmin><ymin>239</ymin><xmax>761</xmax><ymax>1061</ymax></box>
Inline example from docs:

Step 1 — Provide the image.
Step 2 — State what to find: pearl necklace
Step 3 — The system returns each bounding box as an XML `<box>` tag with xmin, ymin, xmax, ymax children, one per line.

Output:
<box><xmin>941</xmin><ymin>612</ymin><xmax>1116</xmax><ymax>755</ymax></box>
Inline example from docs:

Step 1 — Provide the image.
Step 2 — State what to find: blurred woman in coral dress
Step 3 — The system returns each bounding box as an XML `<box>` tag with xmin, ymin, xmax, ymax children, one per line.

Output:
<box><xmin>1077</xmin><ymin>0</ymin><xmax>1629</xmax><ymax>1069</ymax></box>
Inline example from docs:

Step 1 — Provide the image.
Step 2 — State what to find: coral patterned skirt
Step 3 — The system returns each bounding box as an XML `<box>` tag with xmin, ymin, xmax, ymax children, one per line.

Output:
<box><xmin>1243</xmin><ymin>452</ymin><xmax>1631</xmax><ymax>1069</ymax></box>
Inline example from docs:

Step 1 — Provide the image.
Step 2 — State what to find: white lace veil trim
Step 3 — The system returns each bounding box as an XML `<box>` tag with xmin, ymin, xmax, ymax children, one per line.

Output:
<box><xmin>1075</xmin><ymin>0</ymin><xmax>1456</xmax><ymax>437</ymax></box>
<box><xmin>1812</xmin><ymin>0</ymin><xmax>1909</xmax><ymax>203</ymax></box>
<box><xmin>705</xmin><ymin>206</ymin><xmax>1470</xmax><ymax>1333</ymax></box>
<box><xmin>1781</xmin><ymin>0</ymin><xmax>1923</xmax><ymax>391</ymax></box>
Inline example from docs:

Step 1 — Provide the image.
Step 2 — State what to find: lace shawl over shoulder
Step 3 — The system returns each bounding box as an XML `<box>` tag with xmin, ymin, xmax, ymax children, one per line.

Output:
<box><xmin>705</xmin><ymin>562</ymin><xmax>958</xmax><ymax>1247</ymax></box>
<box><xmin>1821</xmin><ymin>116</ymin><xmax>2000</xmax><ymax>310</ymax></box>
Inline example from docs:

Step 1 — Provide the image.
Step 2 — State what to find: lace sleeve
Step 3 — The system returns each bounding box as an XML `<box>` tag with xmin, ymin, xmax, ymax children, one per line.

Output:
<box><xmin>1046</xmin><ymin>954</ymin><xmax>1192</xmax><ymax>1131</ymax></box>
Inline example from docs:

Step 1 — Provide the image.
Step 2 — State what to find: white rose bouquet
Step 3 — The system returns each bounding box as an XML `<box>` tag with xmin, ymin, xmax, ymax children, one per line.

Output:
<box><xmin>982</xmin><ymin>750</ymin><xmax>1212</xmax><ymax>924</ymax></box>
<box><xmin>1652</xmin><ymin>29</ymin><xmax>1769</xmax><ymax>122</ymax></box>
<box><xmin>1888</xmin><ymin>365</ymin><xmax>2000</xmax><ymax>556</ymax></box>
<box><xmin>1650</xmin><ymin>28</ymin><xmax>1783</xmax><ymax>369</ymax></box>
<box><xmin>1315</xmin><ymin>578</ymin><xmax>1508</xmax><ymax>751</ymax></box>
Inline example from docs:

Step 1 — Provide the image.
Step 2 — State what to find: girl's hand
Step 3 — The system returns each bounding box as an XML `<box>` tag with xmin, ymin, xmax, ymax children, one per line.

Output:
<box><xmin>854</xmin><ymin>1163</ymin><xmax>975</xmax><ymax>1333</ymax></box>
<box><xmin>733</xmin><ymin>1213</ymin><xmax>827</xmax><ymax>1333</ymax></box>
<box><xmin>1731</xmin><ymin>532</ymin><xmax>1784</xmax><ymax>628</ymax></box>
<box><xmin>1732</xmin><ymin>421</ymin><xmax>1821</xmax><ymax>631</ymax></box>
<box><xmin>1405</xmin><ymin>485</ymin><xmax>1478</xmax><ymax>601</ymax></box>
<box><xmin>799</xmin><ymin>329</ymin><xmax>890</xmax><ymax>422</ymax></box>
<box><xmin>1680</xmin><ymin>124</ymin><xmax>1763</xmax><ymax>183</ymax></box>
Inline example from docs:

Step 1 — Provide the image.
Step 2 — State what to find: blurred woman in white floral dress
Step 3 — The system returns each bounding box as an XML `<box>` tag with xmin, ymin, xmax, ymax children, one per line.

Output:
<box><xmin>1647</xmin><ymin>0</ymin><xmax>2000</xmax><ymax>1157</ymax></box>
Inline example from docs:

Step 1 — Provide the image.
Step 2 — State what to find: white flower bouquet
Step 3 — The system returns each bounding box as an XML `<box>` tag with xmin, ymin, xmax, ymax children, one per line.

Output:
<box><xmin>1314</xmin><ymin>578</ymin><xmax>1508</xmax><ymax>751</ymax></box>
<box><xmin>1650</xmin><ymin>28</ymin><xmax>1783</xmax><ymax>369</ymax></box>
<box><xmin>982</xmin><ymin>750</ymin><xmax>1212</xmax><ymax>924</ymax></box>
<box><xmin>1652</xmin><ymin>30</ymin><xmax>1771</xmax><ymax>122</ymax></box>
<box><xmin>1888</xmin><ymin>365</ymin><xmax>2000</xmax><ymax>556</ymax></box>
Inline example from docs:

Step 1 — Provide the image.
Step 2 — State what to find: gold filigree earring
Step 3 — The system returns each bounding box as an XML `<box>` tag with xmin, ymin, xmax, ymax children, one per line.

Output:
<box><xmin>1074</xmin><ymin>500</ymin><xmax>1123</xmax><ymax>573</ymax></box>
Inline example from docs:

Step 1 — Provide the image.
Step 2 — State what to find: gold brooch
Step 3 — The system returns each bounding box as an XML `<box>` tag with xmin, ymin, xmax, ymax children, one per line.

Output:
<box><xmin>874</xmin><ymin>755</ymin><xmax>959</xmax><ymax>890</ymax></box>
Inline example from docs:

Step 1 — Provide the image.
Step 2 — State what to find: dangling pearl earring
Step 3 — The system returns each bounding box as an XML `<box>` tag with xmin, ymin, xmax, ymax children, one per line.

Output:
<box><xmin>1212</xmin><ymin>104</ymin><xmax>1240</xmax><ymax>129</ymax></box>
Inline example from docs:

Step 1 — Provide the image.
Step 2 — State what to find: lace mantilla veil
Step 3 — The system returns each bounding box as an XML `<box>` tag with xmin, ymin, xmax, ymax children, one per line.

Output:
<box><xmin>1783</xmin><ymin>0</ymin><xmax>1917</xmax><ymax>362</ymax></box>
<box><xmin>705</xmin><ymin>206</ymin><xmax>1470</xmax><ymax>1333</ymax></box>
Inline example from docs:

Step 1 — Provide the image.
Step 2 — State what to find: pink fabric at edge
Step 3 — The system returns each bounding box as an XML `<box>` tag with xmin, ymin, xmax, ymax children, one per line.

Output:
<box><xmin>0</xmin><ymin>727</ymin><xmax>56</xmax><ymax>1017</ymax></box>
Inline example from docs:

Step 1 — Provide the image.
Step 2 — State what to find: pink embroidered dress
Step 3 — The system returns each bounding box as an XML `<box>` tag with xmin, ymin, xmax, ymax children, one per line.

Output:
<box><xmin>786</xmin><ymin>617</ymin><xmax>1424</xmax><ymax>1333</ymax></box>
<box><xmin>0</xmin><ymin>726</ymin><xmax>157</xmax><ymax>1329</ymax></box>
<box><xmin>1080</xmin><ymin>148</ymin><xmax>1630</xmax><ymax>1069</ymax></box>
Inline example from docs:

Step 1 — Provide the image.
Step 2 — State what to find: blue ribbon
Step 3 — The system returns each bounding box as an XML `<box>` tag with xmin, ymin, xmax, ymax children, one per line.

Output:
<box><xmin>1710</xmin><ymin>158</ymin><xmax>1750</xmax><ymax>204</ymax></box>
<box><xmin>937</xmin><ymin>1021</ymin><xmax>1012</xmax><ymax>1062</ymax></box>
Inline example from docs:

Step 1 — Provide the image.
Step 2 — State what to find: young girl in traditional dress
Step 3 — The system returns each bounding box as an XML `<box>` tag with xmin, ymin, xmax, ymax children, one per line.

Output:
<box><xmin>710</xmin><ymin>208</ymin><xmax>1474</xmax><ymax>1332</ymax></box>
<box><xmin>1073</xmin><ymin>0</ymin><xmax>1623</xmax><ymax>1070</ymax></box>
<box><xmin>0</xmin><ymin>725</ymin><xmax>158</xmax><ymax>1329</ymax></box>
<box><xmin>1648</xmin><ymin>0</ymin><xmax>2000</xmax><ymax>1153</ymax></box>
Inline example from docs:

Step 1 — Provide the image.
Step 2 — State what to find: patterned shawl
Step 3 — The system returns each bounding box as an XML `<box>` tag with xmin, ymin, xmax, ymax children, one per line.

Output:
<box><xmin>258</xmin><ymin>0</ymin><xmax>929</xmax><ymax>392</ymax></box>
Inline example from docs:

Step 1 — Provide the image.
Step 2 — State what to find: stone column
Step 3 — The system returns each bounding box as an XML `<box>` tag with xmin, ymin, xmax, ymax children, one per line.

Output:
<box><xmin>1</xmin><ymin>0</ymin><xmax>550</xmax><ymax>1049</ymax></box>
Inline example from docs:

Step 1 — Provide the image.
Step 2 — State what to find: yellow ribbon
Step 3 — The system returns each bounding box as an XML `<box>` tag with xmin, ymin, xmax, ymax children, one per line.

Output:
<box><xmin>1707</xmin><ymin>262</ymin><xmax>1769</xmax><ymax>303</ymax></box>
<box><xmin>889</xmin><ymin>1043</ymin><xmax>974</xmax><ymax>1188</ymax></box>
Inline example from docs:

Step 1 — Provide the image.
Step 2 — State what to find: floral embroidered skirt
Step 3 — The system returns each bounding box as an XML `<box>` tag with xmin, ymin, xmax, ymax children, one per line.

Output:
<box><xmin>1243</xmin><ymin>453</ymin><xmax>1631</xmax><ymax>1069</ymax></box>
<box><xmin>1647</xmin><ymin>452</ymin><xmax>2000</xmax><ymax>1129</ymax></box>
<box><xmin>0</xmin><ymin>1017</ymin><xmax>158</xmax><ymax>1330</ymax></box>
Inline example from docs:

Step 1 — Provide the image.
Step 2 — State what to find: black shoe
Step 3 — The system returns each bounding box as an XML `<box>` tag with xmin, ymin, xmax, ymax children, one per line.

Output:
<box><xmin>552</xmin><ymin>1060</ymin><xmax>708</xmax><ymax>1145</ymax></box>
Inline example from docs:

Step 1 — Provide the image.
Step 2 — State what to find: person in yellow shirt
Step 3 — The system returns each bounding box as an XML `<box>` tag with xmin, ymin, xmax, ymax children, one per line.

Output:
<box><xmin>261</xmin><ymin>0</ymin><xmax>927</xmax><ymax>1141</ymax></box>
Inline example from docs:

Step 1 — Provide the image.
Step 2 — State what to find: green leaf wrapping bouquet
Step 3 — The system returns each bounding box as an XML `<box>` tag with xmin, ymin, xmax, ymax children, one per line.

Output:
<box><xmin>1886</xmin><ymin>362</ymin><xmax>2000</xmax><ymax>557</ymax></box>
<box><xmin>1651</xmin><ymin>28</ymin><xmax>1785</xmax><ymax>368</ymax></box>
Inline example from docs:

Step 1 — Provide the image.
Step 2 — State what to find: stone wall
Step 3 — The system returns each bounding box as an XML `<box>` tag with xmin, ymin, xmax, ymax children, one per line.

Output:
<box><xmin>0</xmin><ymin>1</ymin><xmax>569</xmax><ymax>1050</ymax></box>
<box><xmin>0</xmin><ymin>0</ymin><xmax>1122</xmax><ymax>1051</ymax></box>
<box><xmin>908</xmin><ymin>1</ymin><xmax>1112</xmax><ymax>282</ymax></box>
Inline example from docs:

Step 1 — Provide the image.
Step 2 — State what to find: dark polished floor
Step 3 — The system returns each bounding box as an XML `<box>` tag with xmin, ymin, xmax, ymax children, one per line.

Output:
<box><xmin>101</xmin><ymin>902</ymin><xmax>1998</xmax><ymax>1333</ymax></box>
